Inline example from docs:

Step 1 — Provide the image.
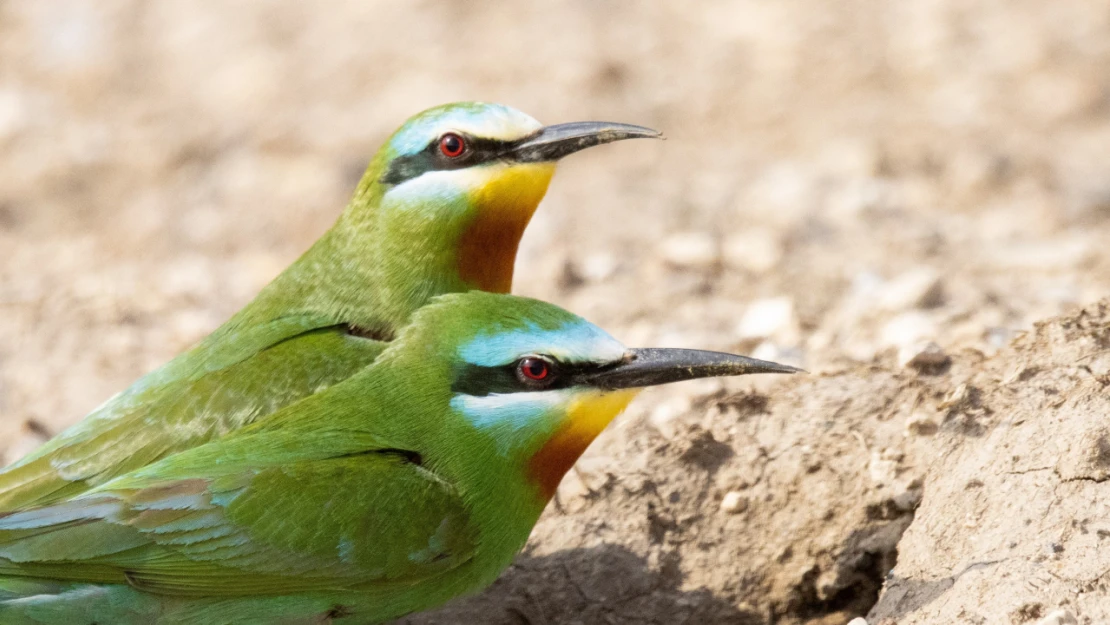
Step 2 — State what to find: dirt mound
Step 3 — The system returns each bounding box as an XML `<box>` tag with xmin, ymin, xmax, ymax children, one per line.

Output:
<box><xmin>870</xmin><ymin>302</ymin><xmax>1110</xmax><ymax>625</ymax></box>
<box><xmin>405</xmin><ymin>302</ymin><xmax>1110</xmax><ymax>624</ymax></box>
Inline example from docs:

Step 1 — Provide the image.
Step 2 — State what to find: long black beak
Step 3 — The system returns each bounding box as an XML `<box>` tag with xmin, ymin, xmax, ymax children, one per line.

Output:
<box><xmin>571</xmin><ymin>348</ymin><xmax>802</xmax><ymax>391</ymax></box>
<box><xmin>508</xmin><ymin>121</ymin><xmax>662</xmax><ymax>163</ymax></box>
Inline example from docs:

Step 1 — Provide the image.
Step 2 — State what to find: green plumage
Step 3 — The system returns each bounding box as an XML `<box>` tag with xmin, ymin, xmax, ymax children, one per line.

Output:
<box><xmin>0</xmin><ymin>293</ymin><xmax>591</xmax><ymax>624</ymax></box>
<box><xmin>0</xmin><ymin>103</ymin><xmax>547</xmax><ymax>511</ymax></box>
<box><xmin>0</xmin><ymin>323</ymin><xmax>387</xmax><ymax>510</ymax></box>
<box><xmin>0</xmin><ymin>105</ymin><xmax>666</xmax><ymax>623</ymax></box>
<box><xmin>0</xmin><ymin>102</ymin><xmax>660</xmax><ymax>511</ymax></box>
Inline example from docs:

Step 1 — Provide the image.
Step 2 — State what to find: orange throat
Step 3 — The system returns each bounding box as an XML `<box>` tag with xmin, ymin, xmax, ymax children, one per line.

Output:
<box><xmin>456</xmin><ymin>210</ymin><xmax>531</xmax><ymax>293</ymax></box>
<box><xmin>526</xmin><ymin>390</ymin><xmax>641</xmax><ymax>502</ymax></box>
<box><xmin>455</xmin><ymin>163</ymin><xmax>555</xmax><ymax>293</ymax></box>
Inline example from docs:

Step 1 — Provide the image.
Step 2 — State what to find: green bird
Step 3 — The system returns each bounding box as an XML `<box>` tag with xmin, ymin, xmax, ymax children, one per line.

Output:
<box><xmin>0</xmin><ymin>291</ymin><xmax>798</xmax><ymax>624</ymax></box>
<box><xmin>0</xmin><ymin>103</ymin><xmax>660</xmax><ymax>511</ymax></box>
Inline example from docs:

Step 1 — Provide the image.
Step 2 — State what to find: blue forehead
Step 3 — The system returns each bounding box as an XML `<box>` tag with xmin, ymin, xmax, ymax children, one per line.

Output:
<box><xmin>388</xmin><ymin>102</ymin><xmax>542</xmax><ymax>156</ymax></box>
<box><xmin>459</xmin><ymin>319</ymin><xmax>626</xmax><ymax>368</ymax></box>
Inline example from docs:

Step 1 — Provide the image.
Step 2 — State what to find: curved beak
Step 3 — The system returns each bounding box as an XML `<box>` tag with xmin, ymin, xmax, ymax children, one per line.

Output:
<box><xmin>508</xmin><ymin>121</ymin><xmax>663</xmax><ymax>163</ymax></box>
<box><xmin>572</xmin><ymin>348</ymin><xmax>802</xmax><ymax>391</ymax></box>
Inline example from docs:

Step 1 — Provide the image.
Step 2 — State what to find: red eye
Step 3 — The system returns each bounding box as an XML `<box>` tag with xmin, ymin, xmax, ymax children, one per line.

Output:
<box><xmin>518</xmin><ymin>357</ymin><xmax>551</xmax><ymax>382</ymax></box>
<box><xmin>439</xmin><ymin>133</ymin><xmax>466</xmax><ymax>158</ymax></box>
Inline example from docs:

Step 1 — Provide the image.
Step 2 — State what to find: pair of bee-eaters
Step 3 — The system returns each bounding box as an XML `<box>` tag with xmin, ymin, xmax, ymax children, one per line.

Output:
<box><xmin>0</xmin><ymin>103</ymin><xmax>796</xmax><ymax>624</ymax></box>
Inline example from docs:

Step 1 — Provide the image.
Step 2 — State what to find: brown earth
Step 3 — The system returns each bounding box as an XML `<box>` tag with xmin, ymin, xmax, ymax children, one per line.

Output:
<box><xmin>2</xmin><ymin>2</ymin><xmax>1110</xmax><ymax>624</ymax></box>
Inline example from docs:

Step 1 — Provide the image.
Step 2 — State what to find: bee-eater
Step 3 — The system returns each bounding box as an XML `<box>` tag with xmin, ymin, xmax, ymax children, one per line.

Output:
<box><xmin>0</xmin><ymin>291</ymin><xmax>797</xmax><ymax>625</ymax></box>
<box><xmin>0</xmin><ymin>103</ymin><xmax>660</xmax><ymax>510</ymax></box>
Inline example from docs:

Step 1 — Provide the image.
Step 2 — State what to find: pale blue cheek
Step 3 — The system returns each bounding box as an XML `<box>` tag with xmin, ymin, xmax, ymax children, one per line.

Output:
<box><xmin>381</xmin><ymin>173</ymin><xmax>470</xmax><ymax>219</ymax></box>
<box><xmin>451</xmin><ymin>394</ymin><xmax>547</xmax><ymax>431</ymax></box>
<box><xmin>450</xmin><ymin>392</ymin><xmax>564</xmax><ymax>456</ymax></box>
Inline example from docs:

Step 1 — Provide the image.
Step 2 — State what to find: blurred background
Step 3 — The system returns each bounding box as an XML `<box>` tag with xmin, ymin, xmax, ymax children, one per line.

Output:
<box><xmin>1</xmin><ymin>2</ymin><xmax>1109</xmax><ymax>622</ymax></box>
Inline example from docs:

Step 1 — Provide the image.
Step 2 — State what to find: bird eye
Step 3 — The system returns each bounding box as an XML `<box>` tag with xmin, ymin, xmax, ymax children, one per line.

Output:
<box><xmin>439</xmin><ymin>133</ymin><xmax>466</xmax><ymax>158</ymax></box>
<box><xmin>516</xmin><ymin>356</ymin><xmax>554</xmax><ymax>386</ymax></box>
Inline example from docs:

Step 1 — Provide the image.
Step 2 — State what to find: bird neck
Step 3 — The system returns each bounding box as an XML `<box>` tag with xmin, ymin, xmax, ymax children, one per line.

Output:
<box><xmin>226</xmin><ymin>161</ymin><xmax>555</xmax><ymax>336</ymax></box>
<box><xmin>452</xmin><ymin>162</ymin><xmax>555</xmax><ymax>293</ymax></box>
<box><xmin>524</xmin><ymin>389</ymin><xmax>641</xmax><ymax>502</ymax></box>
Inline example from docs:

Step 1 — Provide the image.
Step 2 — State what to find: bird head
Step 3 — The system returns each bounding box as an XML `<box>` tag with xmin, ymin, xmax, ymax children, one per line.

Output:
<box><xmin>343</xmin><ymin>103</ymin><xmax>660</xmax><ymax>320</ymax></box>
<box><xmin>384</xmin><ymin>292</ymin><xmax>798</xmax><ymax>503</ymax></box>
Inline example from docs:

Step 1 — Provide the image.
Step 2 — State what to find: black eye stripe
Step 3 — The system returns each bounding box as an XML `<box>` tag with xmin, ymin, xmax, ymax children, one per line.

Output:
<box><xmin>380</xmin><ymin>134</ymin><xmax>526</xmax><ymax>186</ymax></box>
<box><xmin>450</xmin><ymin>365</ymin><xmax>520</xmax><ymax>396</ymax></box>
<box><xmin>450</xmin><ymin>360</ymin><xmax>602</xmax><ymax>397</ymax></box>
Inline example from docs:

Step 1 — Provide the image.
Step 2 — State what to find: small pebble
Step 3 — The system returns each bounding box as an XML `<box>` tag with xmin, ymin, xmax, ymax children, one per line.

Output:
<box><xmin>868</xmin><ymin>450</ymin><xmax>898</xmax><ymax>486</ymax></box>
<box><xmin>661</xmin><ymin>231</ymin><xmax>720</xmax><ymax>269</ymax></box>
<box><xmin>559</xmin><ymin>252</ymin><xmax>620</xmax><ymax>289</ymax></box>
<box><xmin>723</xmin><ymin>229</ymin><xmax>783</xmax><ymax>274</ymax></box>
<box><xmin>1036</xmin><ymin>609</ymin><xmax>1078</xmax><ymax>625</ymax></box>
<box><xmin>737</xmin><ymin>296</ymin><xmax>796</xmax><ymax>340</ymax></box>
<box><xmin>878</xmin><ymin>267</ymin><xmax>944</xmax><ymax>310</ymax></box>
<box><xmin>1043</xmin><ymin>542</ymin><xmax>1064</xmax><ymax>555</ymax></box>
<box><xmin>557</xmin><ymin>260</ymin><xmax>585</xmax><ymax>290</ymax></box>
<box><xmin>579</xmin><ymin>252</ymin><xmax>619</xmax><ymax>283</ymax></box>
<box><xmin>847</xmin><ymin>618</ymin><xmax>868</xmax><ymax>625</ymax></box>
<box><xmin>720</xmin><ymin>491</ymin><xmax>748</xmax><ymax>514</ymax></box>
<box><xmin>880</xmin><ymin>312</ymin><xmax>937</xmax><ymax>349</ymax></box>
<box><xmin>898</xmin><ymin>341</ymin><xmax>950</xmax><ymax>372</ymax></box>
<box><xmin>893</xmin><ymin>488</ymin><xmax>922</xmax><ymax>512</ymax></box>
<box><xmin>985</xmin><ymin>326</ymin><xmax>1015</xmax><ymax>350</ymax></box>
<box><xmin>904</xmin><ymin>412</ymin><xmax>938</xmax><ymax>437</ymax></box>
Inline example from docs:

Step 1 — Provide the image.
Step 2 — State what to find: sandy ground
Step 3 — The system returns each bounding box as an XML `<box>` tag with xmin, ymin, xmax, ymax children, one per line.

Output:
<box><xmin>2</xmin><ymin>1</ymin><xmax>1110</xmax><ymax>623</ymax></box>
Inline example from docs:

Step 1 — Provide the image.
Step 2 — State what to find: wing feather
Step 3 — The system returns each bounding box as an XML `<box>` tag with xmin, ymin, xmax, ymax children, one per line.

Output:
<box><xmin>0</xmin><ymin>321</ymin><xmax>386</xmax><ymax>510</ymax></box>
<box><xmin>0</xmin><ymin>442</ymin><xmax>477</xmax><ymax>597</ymax></box>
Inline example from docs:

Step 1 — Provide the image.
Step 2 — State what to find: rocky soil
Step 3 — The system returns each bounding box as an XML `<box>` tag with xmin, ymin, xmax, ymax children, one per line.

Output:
<box><xmin>2</xmin><ymin>1</ymin><xmax>1109</xmax><ymax>624</ymax></box>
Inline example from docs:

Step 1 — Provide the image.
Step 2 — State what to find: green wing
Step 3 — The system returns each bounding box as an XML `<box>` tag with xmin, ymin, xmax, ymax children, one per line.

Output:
<box><xmin>0</xmin><ymin>430</ymin><xmax>477</xmax><ymax>596</ymax></box>
<box><xmin>0</xmin><ymin>317</ymin><xmax>388</xmax><ymax>511</ymax></box>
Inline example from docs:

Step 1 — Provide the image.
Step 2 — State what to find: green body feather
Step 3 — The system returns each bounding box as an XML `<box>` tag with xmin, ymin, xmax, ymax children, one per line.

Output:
<box><xmin>0</xmin><ymin>294</ymin><xmax>582</xmax><ymax>624</ymax></box>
